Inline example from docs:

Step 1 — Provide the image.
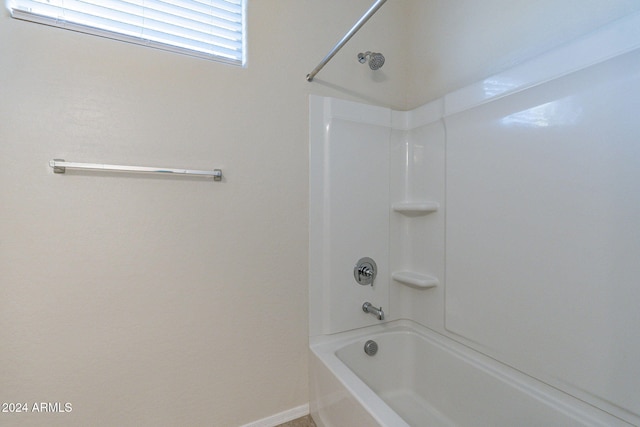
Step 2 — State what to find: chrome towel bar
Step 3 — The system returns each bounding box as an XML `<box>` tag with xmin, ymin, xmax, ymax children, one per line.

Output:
<box><xmin>49</xmin><ymin>159</ymin><xmax>222</xmax><ymax>181</ymax></box>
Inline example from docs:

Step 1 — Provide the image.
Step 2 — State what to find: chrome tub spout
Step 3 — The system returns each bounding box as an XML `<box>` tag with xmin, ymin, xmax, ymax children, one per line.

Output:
<box><xmin>362</xmin><ymin>302</ymin><xmax>384</xmax><ymax>320</ymax></box>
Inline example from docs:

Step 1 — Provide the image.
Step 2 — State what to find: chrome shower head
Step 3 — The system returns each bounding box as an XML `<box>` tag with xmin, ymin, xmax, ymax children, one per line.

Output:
<box><xmin>368</xmin><ymin>52</ymin><xmax>385</xmax><ymax>70</ymax></box>
<box><xmin>357</xmin><ymin>51</ymin><xmax>385</xmax><ymax>70</ymax></box>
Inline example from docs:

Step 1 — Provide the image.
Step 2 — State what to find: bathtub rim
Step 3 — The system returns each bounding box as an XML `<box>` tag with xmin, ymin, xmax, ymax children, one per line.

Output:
<box><xmin>311</xmin><ymin>322</ymin><xmax>411</xmax><ymax>427</ymax></box>
<box><xmin>310</xmin><ymin>319</ymin><xmax>633</xmax><ymax>427</ymax></box>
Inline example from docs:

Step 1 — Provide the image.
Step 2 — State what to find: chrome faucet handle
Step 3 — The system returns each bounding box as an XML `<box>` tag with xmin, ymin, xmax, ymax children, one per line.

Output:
<box><xmin>363</xmin><ymin>302</ymin><xmax>384</xmax><ymax>320</ymax></box>
<box><xmin>354</xmin><ymin>257</ymin><xmax>377</xmax><ymax>286</ymax></box>
<box><xmin>358</xmin><ymin>265</ymin><xmax>373</xmax><ymax>278</ymax></box>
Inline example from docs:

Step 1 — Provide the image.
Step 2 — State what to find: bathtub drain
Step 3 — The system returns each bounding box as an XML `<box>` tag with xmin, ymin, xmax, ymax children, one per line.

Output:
<box><xmin>364</xmin><ymin>340</ymin><xmax>378</xmax><ymax>356</ymax></box>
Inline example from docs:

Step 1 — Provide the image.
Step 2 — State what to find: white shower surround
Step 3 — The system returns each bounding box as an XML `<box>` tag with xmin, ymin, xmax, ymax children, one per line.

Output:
<box><xmin>309</xmin><ymin>11</ymin><xmax>640</xmax><ymax>427</ymax></box>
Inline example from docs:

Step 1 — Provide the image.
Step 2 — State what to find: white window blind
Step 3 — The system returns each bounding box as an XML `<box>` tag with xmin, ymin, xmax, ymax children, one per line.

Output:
<box><xmin>7</xmin><ymin>0</ymin><xmax>246</xmax><ymax>65</ymax></box>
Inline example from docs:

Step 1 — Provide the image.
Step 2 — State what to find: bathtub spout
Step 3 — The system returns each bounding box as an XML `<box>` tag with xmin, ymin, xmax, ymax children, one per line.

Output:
<box><xmin>362</xmin><ymin>302</ymin><xmax>384</xmax><ymax>320</ymax></box>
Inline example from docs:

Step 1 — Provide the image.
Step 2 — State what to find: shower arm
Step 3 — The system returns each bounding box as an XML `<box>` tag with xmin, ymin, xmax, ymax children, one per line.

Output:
<box><xmin>306</xmin><ymin>0</ymin><xmax>388</xmax><ymax>82</ymax></box>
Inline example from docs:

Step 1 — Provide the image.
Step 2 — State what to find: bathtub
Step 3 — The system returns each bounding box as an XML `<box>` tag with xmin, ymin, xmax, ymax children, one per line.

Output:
<box><xmin>309</xmin><ymin>320</ymin><xmax>627</xmax><ymax>427</ymax></box>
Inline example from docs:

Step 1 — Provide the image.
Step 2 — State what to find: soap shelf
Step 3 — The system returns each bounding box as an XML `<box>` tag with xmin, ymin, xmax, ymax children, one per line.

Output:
<box><xmin>392</xmin><ymin>271</ymin><xmax>439</xmax><ymax>289</ymax></box>
<box><xmin>392</xmin><ymin>201</ymin><xmax>439</xmax><ymax>215</ymax></box>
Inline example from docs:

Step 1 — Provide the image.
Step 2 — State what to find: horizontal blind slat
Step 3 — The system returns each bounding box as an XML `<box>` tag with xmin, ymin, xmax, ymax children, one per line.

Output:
<box><xmin>153</xmin><ymin>0</ymin><xmax>242</xmax><ymax>23</ymax></box>
<box><xmin>142</xmin><ymin>6</ymin><xmax>242</xmax><ymax>36</ymax></box>
<box><xmin>8</xmin><ymin>0</ymin><xmax>245</xmax><ymax>65</ymax></box>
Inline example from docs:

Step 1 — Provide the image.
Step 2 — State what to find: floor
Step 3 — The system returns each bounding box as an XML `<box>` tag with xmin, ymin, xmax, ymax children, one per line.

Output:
<box><xmin>276</xmin><ymin>415</ymin><xmax>317</xmax><ymax>427</ymax></box>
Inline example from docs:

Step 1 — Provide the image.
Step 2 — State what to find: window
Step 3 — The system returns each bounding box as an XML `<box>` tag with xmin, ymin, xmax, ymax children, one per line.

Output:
<box><xmin>7</xmin><ymin>0</ymin><xmax>246</xmax><ymax>66</ymax></box>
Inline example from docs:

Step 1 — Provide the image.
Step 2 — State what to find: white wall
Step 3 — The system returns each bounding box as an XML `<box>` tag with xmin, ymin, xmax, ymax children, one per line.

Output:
<box><xmin>404</xmin><ymin>0</ymin><xmax>640</xmax><ymax>109</ymax></box>
<box><xmin>0</xmin><ymin>1</ymin><xmax>408</xmax><ymax>426</ymax></box>
<box><xmin>443</xmin><ymin>45</ymin><xmax>640</xmax><ymax>422</ymax></box>
<box><xmin>389</xmin><ymin>103</ymin><xmax>446</xmax><ymax>328</ymax></box>
<box><xmin>308</xmin><ymin>96</ymin><xmax>391</xmax><ymax>336</ymax></box>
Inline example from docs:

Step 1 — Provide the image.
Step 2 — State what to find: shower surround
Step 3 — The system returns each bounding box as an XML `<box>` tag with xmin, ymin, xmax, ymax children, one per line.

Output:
<box><xmin>309</xmin><ymin>12</ymin><xmax>640</xmax><ymax>427</ymax></box>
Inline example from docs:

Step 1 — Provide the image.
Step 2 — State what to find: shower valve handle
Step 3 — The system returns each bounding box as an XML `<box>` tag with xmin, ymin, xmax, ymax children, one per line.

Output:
<box><xmin>354</xmin><ymin>257</ymin><xmax>377</xmax><ymax>286</ymax></box>
<box><xmin>358</xmin><ymin>265</ymin><xmax>373</xmax><ymax>279</ymax></box>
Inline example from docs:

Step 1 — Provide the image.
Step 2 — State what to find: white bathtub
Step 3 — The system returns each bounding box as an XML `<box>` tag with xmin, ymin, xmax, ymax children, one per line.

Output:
<box><xmin>309</xmin><ymin>320</ymin><xmax>628</xmax><ymax>427</ymax></box>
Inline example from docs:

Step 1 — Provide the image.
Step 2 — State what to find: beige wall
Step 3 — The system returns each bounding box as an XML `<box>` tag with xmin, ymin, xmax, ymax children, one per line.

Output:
<box><xmin>0</xmin><ymin>1</ymin><xmax>407</xmax><ymax>426</ymax></box>
<box><xmin>1</xmin><ymin>1</ymin><xmax>639</xmax><ymax>426</ymax></box>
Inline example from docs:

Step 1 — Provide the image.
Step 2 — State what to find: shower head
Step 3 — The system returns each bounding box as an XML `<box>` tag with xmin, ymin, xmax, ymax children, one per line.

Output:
<box><xmin>368</xmin><ymin>52</ymin><xmax>385</xmax><ymax>70</ymax></box>
<box><xmin>358</xmin><ymin>51</ymin><xmax>385</xmax><ymax>70</ymax></box>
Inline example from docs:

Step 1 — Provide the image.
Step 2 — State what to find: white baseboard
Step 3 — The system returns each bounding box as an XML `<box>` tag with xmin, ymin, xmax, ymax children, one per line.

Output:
<box><xmin>239</xmin><ymin>403</ymin><xmax>310</xmax><ymax>427</ymax></box>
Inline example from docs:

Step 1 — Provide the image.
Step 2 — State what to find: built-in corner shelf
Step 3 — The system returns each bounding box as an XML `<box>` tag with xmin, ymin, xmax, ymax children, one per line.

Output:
<box><xmin>392</xmin><ymin>201</ymin><xmax>439</xmax><ymax>215</ymax></box>
<box><xmin>392</xmin><ymin>271</ymin><xmax>439</xmax><ymax>289</ymax></box>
